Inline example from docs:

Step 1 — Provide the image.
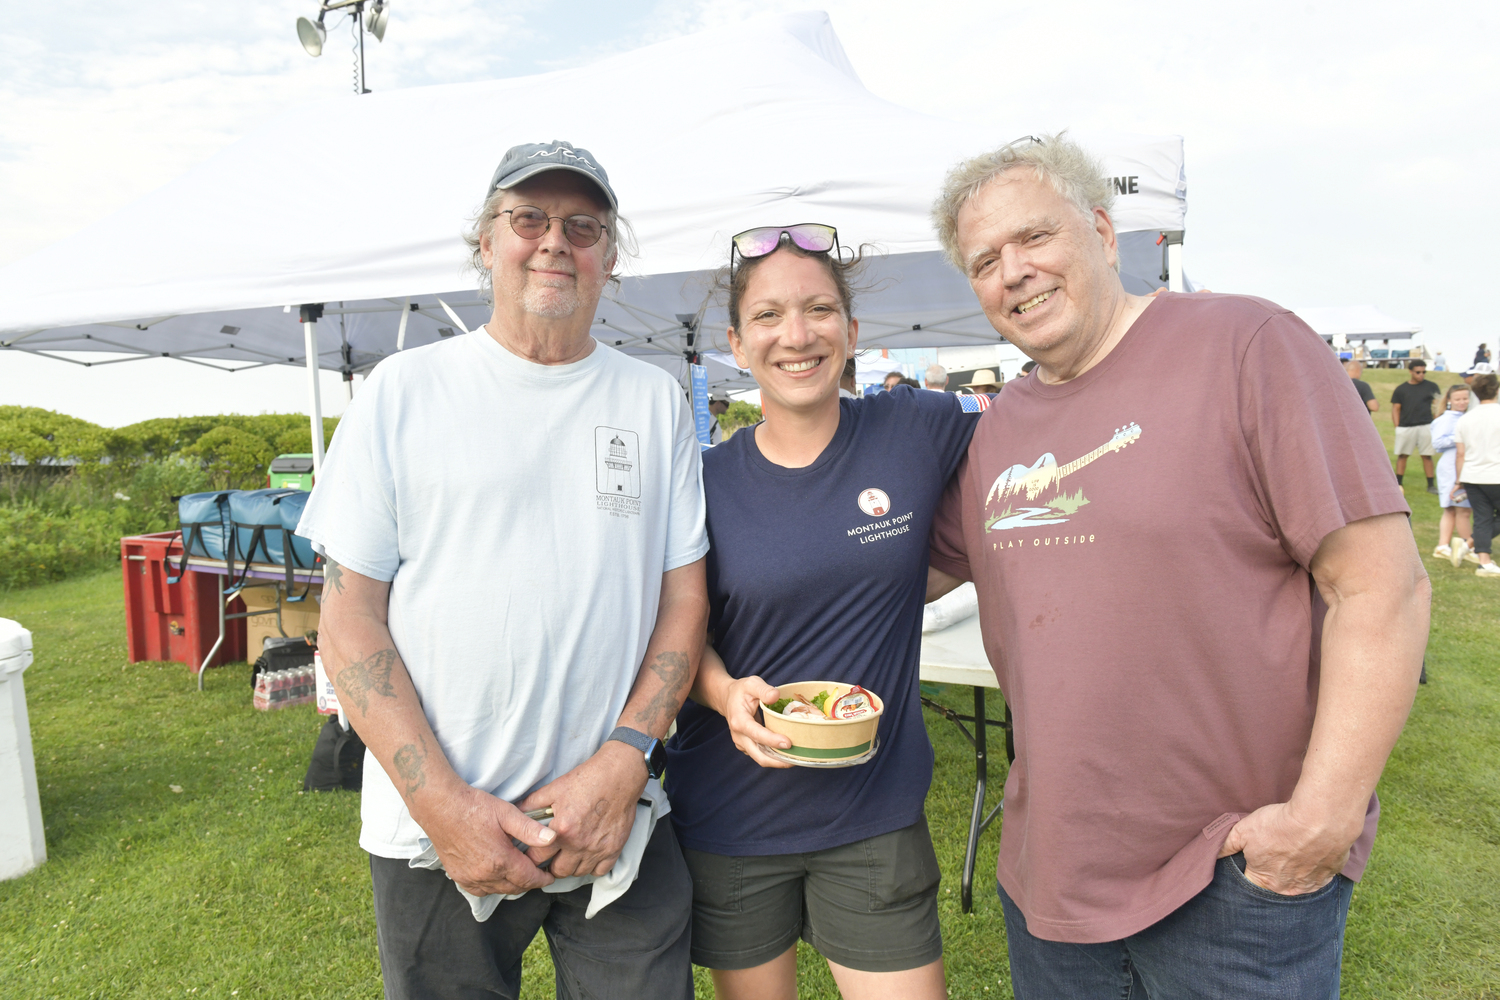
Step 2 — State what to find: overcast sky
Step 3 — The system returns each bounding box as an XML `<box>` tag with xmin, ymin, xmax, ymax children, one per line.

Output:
<box><xmin>3</xmin><ymin>1</ymin><xmax>1495</xmax><ymax>425</ymax></box>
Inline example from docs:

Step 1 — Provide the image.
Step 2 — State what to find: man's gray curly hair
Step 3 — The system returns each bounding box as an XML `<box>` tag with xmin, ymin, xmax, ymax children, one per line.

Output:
<box><xmin>461</xmin><ymin>188</ymin><xmax>638</xmax><ymax>297</ymax></box>
<box><xmin>931</xmin><ymin>133</ymin><xmax>1116</xmax><ymax>272</ymax></box>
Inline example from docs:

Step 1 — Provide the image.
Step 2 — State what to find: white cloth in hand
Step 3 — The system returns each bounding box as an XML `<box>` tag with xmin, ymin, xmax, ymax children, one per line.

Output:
<box><xmin>407</xmin><ymin>779</ymin><xmax>667</xmax><ymax>921</ymax></box>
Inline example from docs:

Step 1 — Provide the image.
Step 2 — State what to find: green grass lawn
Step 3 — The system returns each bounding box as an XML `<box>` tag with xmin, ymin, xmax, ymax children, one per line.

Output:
<box><xmin>1</xmin><ymin>375</ymin><xmax>1496</xmax><ymax>997</ymax></box>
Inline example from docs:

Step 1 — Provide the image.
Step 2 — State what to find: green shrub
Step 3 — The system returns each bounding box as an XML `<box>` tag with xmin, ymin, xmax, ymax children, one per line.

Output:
<box><xmin>274</xmin><ymin>428</ymin><xmax>319</xmax><ymax>456</ymax></box>
<box><xmin>0</xmin><ymin>406</ymin><xmax>123</xmax><ymax>466</ymax></box>
<box><xmin>126</xmin><ymin>458</ymin><xmax>212</xmax><ymax>526</ymax></box>
<box><xmin>719</xmin><ymin>400</ymin><xmax>762</xmax><ymax>438</ymax></box>
<box><xmin>0</xmin><ymin>408</ymin><xmax>339</xmax><ymax>589</ymax></box>
<box><xmin>0</xmin><ymin>503</ymin><xmax>144</xmax><ymax>589</ymax></box>
<box><xmin>186</xmin><ymin>426</ymin><xmax>274</xmax><ymax>491</ymax></box>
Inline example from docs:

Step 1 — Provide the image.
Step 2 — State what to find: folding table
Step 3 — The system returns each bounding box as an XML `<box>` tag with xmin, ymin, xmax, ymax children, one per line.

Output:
<box><xmin>182</xmin><ymin>557</ymin><xmax>323</xmax><ymax>691</ymax></box>
<box><xmin>919</xmin><ymin>613</ymin><xmax>1012</xmax><ymax>914</ymax></box>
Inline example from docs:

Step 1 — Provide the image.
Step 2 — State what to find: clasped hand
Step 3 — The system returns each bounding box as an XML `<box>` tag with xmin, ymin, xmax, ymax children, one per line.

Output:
<box><xmin>420</xmin><ymin>784</ymin><xmax>558</xmax><ymax>897</ymax></box>
<box><xmin>520</xmin><ymin>740</ymin><xmax>647</xmax><ymax>879</ymax></box>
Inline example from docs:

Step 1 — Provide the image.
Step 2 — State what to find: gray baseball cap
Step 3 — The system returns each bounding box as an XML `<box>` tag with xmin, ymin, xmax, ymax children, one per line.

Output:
<box><xmin>486</xmin><ymin>140</ymin><xmax>618</xmax><ymax>210</ymax></box>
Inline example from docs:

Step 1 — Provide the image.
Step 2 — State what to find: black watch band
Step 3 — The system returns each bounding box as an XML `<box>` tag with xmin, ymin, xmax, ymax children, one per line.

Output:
<box><xmin>607</xmin><ymin>726</ymin><xmax>666</xmax><ymax>781</ymax></box>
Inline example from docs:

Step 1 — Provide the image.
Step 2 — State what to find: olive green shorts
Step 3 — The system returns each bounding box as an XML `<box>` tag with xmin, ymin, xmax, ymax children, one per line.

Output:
<box><xmin>681</xmin><ymin>815</ymin><xmax>943</xmax><ymax>973</ymax></box>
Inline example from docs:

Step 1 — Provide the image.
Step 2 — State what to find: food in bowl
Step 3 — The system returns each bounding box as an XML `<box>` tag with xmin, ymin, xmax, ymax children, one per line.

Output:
<box><xmin>766</xmin><ymin>686</ymin><xmax>875</xmax><ymax>721</ymax></box>
<box><xmin>760</xmin><ymin>681</ymin><xmax>884</xmax><ymax>762</ymax></box>
<box><xmin>829</xmin><ymin>686</ymin><xmax>875</xmax><ymax>719</ymax></box>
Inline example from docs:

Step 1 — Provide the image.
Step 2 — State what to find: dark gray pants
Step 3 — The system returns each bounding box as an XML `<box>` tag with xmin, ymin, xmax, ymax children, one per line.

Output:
<box><xmin>1463</xmin><ymin>481</ymin><xmax>1500</xmax><ymax>555</ymax></box>
<box><xmin>370</xmin><ymin>822</ymin><xmax>693</xmax><ymax>1000</ymax></box>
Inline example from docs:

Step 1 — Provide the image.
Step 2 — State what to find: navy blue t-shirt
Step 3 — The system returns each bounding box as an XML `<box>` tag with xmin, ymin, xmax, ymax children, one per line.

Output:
<box><xmin>667</xmin><ymin>387</ymin><xmax>978</xmax><ymax>856</ymax></box>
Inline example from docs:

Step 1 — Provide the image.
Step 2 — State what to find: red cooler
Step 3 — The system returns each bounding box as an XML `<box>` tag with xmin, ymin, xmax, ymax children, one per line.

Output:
<box><xmin>120</xmin><ymin>532</ymin><xmax>245</xmax><ymax>671</ymax></box>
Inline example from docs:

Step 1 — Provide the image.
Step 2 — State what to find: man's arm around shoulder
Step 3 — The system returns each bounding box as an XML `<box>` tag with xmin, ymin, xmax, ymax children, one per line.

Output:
<box><xmin>318</xmin><ymin>557</ymin><xmax>558</xmax><ymax>896</ymax></box>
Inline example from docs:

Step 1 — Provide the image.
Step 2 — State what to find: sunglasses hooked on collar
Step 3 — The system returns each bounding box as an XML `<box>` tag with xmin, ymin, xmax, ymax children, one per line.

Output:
<box><xmin>729</xmin><ymin>224</ymin><xmax>842</xmax><ymax>271</ymax></box>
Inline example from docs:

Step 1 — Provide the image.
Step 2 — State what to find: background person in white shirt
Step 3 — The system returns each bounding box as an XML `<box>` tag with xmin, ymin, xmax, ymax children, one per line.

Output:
<box><xmin>1455</xmin><ymin>373</ymin><xmax>1500</xmax><ymax>577</ymax></box>
<box><xmin>1430</xmin><ymin>383</ymin><xmax>1472</xmax><ymax>566</ymax></box>
<box><xmin>300</xmin><ymin>140</ymin><xmax>709</xmax><ymax>999</ymax></box>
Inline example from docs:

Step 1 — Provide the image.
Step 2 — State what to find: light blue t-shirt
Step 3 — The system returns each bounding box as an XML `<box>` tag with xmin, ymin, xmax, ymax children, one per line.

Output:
<box><xmin>298</xmin><ymin>331</ymin><xmax>708</xmax><ymax>858</ymax></box>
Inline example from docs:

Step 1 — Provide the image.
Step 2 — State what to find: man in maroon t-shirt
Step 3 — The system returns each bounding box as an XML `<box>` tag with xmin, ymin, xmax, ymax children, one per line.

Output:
<box><xmin>926</xmin><ymin>135</ymin><xmax>1428</xmax><ymax>998</ymax></box>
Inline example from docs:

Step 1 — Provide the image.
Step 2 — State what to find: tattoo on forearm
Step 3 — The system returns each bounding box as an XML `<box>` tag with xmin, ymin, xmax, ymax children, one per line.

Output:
<box><xmin>637</xmin><ymin>650</ymin><xmax>692</xmax><ymax>733</ymax></box>
<box><xmin>324</xmin><ymin>557</ymin><xmax>346</xmax><ymax>595</ymax></box>
<box><xmin>393</xmin><ymin>734</ymin><xmax>428</xmax><ymax>799</ymax></box>
<box><xmin>333</xmin><ymin>648</ymin><xmax>398</xmax><ymax>713</ymax></box>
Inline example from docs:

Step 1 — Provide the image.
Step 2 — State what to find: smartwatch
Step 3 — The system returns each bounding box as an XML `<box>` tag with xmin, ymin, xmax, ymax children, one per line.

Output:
<box><xmin>607</xmin><ymin>726</ymin><xmax>666</xmax><ymax>781</ymax></box>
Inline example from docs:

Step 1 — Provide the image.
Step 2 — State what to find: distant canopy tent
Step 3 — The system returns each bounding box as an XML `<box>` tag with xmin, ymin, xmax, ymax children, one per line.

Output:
<box><xmin>0</xmin><ymin>10</ymin><xmax>1189</xmax><ymax>465</ymax></box>
<box><xmin>1292</xmin><ymin>305</ymin><xmax>1422</xmax><ymax>344</ymax></box>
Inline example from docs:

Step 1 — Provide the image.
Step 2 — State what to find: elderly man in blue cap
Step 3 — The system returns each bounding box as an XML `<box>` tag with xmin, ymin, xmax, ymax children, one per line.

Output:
<box><xmin>300</xmin><ymin>140</ymin><xmax>708</xmax><ymax>999</ymax></box>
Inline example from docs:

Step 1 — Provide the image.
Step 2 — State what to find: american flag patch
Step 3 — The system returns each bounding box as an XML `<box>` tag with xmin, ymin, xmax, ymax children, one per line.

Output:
<box><xmin>958</xmin><ymin>393</ymin><xmax>991</xmax><ymax>412</ymax></box>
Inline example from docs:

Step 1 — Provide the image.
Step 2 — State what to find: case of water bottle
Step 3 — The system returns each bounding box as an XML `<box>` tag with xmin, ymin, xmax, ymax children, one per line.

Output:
<box><xmin>252</xmin><ymin>663</ymin><xmax>316</xmax><ymax>711</ymax></box>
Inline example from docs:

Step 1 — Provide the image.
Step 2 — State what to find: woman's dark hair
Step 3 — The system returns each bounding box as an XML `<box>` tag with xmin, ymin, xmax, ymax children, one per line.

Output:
<box><xmin>1472</xmin><ymin>373</ymin><xmax>1499</xmax><ymax>401</ymax></box>
<box><xmin>721</xmin><ymin>240</ymin><xmax>872</xmax><ymax>331</ymax></box>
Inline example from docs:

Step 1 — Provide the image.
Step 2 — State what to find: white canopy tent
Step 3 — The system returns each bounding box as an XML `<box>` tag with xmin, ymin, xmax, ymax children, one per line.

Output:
<box><xmin>1292</xmin><ymin>305</ymin><xmax>1422</xmax><ymax>343</ymax></box>
<box><xmin>0</xmin><ymin>11</ymin><xmax>1189</xmax><ymax>470</ymax></box>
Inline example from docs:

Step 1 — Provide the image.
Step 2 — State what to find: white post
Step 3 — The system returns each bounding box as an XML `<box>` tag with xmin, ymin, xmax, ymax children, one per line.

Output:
<box><xmin>1167</xmin><ymin>244</ymin><xmax>1185</xmax><ymax>293</ymax></box>
<box><xmin>305</xmin><ymin>319</ymin><xmax>326</xmax><ymax>476</ymax></box>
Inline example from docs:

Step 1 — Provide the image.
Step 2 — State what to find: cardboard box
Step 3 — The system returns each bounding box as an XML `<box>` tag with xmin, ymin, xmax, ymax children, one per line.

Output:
<box><xmin>239</xmin><ymin>583</ymin><xmax>322</xmax><ymax>660</ymax></box>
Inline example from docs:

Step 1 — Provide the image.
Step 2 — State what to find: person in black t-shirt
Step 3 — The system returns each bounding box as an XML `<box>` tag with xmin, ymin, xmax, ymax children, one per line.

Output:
<box><xmin>1391</xmin><ymin>361</ymin><xmax>1442</xmax><ymax>491</ymax></box>
<box><xmin>1344</xmin><ymin>359</ymin><xmax>1377</xmax><ymax>414</ymax></box>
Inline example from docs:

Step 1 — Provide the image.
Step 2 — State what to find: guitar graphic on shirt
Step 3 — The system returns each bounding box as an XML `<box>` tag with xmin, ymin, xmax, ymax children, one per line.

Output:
<box><xmin>984</xmin><ymin>423</ymin><xmax>1143</xmax><ymax>530</ymax></box>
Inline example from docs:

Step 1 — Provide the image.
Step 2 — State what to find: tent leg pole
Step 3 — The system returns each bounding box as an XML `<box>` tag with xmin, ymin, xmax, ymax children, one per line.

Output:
<box><xmin>305</xmin><ymin>319</ymin><xmax>326</xmax><ymax>476</ymax></box>
<box><xmin>1168</xmin><ymin>243</ymin><xmax>1185</xmax><ymax>293</ymax></box>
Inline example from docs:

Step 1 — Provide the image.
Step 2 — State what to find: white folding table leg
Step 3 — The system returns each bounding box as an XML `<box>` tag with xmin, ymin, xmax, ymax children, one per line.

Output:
<box><xmin>197</xmin><ymin>574</ymin><xmax>227</xmax><ymax>692</ymax></box>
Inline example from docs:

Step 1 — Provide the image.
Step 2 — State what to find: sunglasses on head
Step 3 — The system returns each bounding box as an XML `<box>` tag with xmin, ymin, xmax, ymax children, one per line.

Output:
<box><xmin>729</xmin><ymin>224</ymin><xmax>841</xmax><ymax>270</ymax></box>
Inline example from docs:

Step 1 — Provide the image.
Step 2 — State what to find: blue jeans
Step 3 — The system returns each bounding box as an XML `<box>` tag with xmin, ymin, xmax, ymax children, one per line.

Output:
<box><xmin>1001</xmin><ymin>854</ymin><xmax>1355</xmax><ymax>999</ymax></box>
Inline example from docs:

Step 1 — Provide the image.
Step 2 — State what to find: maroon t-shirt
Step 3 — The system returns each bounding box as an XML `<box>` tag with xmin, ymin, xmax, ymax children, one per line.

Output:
<box><xmin>929</xmin><ymin>293</ymin><xmax>1409</xmax><ymax>944</ymax></box>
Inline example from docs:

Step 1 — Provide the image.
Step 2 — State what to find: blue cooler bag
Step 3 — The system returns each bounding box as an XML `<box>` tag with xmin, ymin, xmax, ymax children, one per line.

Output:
<box><xmin>274</xmin><ymin>491</ymin><xmax>319</xmax><ymax>573</ymax></box>
<box><xmin>228</xmin><ymin>488</ymin><xmax>318</xmax><ymax>598</ymax></box>
<box><xmin>171</xmin><ymin>491</ymin><xmax>234</xmax><ymax>583</ymax></box>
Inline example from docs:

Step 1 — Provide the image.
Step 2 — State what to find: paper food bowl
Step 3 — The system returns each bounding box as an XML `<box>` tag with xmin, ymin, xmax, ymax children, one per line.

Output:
<box><xmin>760</xmin><ymin>681</ymin><xmax>884</xmax><ymax>762</ymax></box>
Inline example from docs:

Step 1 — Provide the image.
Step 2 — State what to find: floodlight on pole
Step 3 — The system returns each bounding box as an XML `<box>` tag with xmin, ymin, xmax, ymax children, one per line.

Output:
<box><xmin>296</xmin><ymin>15</ymin><xmax>326</xmax><ymax>57</ymax></box>
<box><xmin>367</xmin><ymin>1</ymin><xmax>391</xmax><ymax>42</ymax></box>
<box><xmin>295</xmin><ymin>1</ymin><xmax>389</xmax><ymax>92</ymax></box>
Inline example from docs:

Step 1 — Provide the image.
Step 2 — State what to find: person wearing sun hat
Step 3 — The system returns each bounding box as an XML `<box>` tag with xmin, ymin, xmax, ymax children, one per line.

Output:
<box><xmin>301</xmin><ymin>139</ymin><xmax>707</xmax><ymax>999</ymax></box>
<box><xmin>962</xmin><ymin>368</ymin><xmax>1004</xmax><ymax>394</ymax></box>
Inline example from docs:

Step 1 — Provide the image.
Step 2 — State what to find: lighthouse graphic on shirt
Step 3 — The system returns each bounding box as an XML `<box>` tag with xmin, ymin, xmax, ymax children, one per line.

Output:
<box><xmin>596</xmin><ymin>426</ymin><xmax>641</xmax><ymax>498</ymax></box>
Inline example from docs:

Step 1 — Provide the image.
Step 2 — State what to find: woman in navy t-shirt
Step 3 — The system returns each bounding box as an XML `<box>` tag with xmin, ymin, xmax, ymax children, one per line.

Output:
<box><xmin>667</xmin><ymin>225</ymin><xmax>977</xmax><ymax>999</ymax></box>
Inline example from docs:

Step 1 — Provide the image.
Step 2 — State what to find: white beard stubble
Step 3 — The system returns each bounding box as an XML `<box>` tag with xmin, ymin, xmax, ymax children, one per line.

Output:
<box><xmin>520</xmin><ymin>277</ymin><xmax>581</xmax><ymax>319</ymax></box>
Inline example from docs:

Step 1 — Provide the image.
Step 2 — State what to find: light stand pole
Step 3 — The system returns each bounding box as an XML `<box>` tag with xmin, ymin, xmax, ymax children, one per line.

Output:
<box><xmin>296</xmin><ymin>0</ymin><xmax>389</xmax><ymax>94</ymax></box>
<box><xmin>355</xmin><ymin>5</ymin><xmax>369</xmax><ymax>94</ymax></box>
